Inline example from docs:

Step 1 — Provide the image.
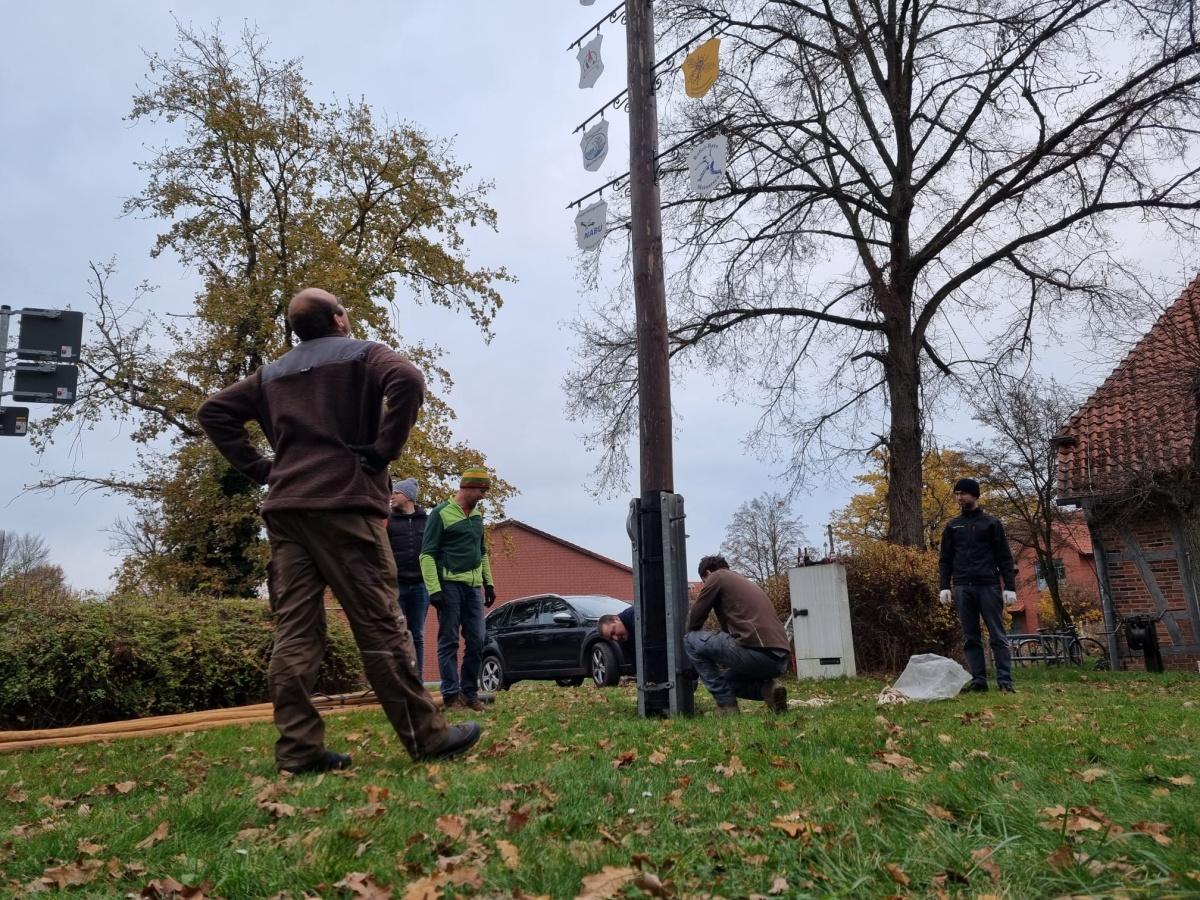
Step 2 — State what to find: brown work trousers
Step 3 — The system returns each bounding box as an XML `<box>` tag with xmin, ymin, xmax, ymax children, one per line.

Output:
<box><xmin>264</xmin><ymin>510</ymin><xmax>448</xmax><ymax>769</ymax></box>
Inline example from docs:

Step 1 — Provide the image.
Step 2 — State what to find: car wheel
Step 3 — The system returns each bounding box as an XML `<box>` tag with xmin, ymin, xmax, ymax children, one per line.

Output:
<box><xmin>480</xmin><ymin>655</ymin><xmax>506</xmax><ymax>693</ymax></box>
<box><xmin>589</xmin><ymin>642</ymin><xmax>621</xmax><ymax>687</ymax></box>
<box><xmin>555</xmin><ymin>676</ymin><xmax>585</xmax><ymax>687</ymax></box>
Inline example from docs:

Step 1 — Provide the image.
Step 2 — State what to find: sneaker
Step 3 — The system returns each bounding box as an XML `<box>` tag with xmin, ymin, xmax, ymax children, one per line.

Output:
<box><xmin>417</xmin><ymin>722</ymin><xmax>482</xmax><ymax>761</ymax></box>
<box><xmin>281</xmin><ymin>750</ymin><xmax>352</xmax><ymax>775</ymax></box>
<box><xmin>762</xmin><ymin>680</ymin><xmax>788</xmax><ymax>714</ymax></box>
<box><xmin>964</xmin><ymin>682</ymin><xmax>988</xmax><ymax>693</ymax></box>
<box><xmin>441</xmin><ymin>693</ymin><xmax>467</xmax><ymax>710</ymax></box>
<box><xmin>999</xmin><ymin>684</ymin><xmax>1016</xmax><ymax>694</ymax></box>
<box><xmin>715</xmin><ymin>704</ymin><xmax>740</xmax><ymax>716</ymax></box>
<box><xmin>464</xmin><ymin>697</ymin><xmax>487</xmax><ymax>712</ymax></box>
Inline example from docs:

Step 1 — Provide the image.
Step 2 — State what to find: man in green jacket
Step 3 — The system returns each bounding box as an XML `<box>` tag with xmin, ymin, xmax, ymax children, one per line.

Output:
<box><xmin>420</xmin><ymin>468</ymin><xmax>497</xmax><ymax>712</ymax></box>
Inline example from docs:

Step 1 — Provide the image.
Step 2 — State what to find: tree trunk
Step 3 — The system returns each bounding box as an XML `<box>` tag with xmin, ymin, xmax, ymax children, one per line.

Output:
<box><xmin>885</xmin><ymin>330</ymin><xmax>925</xmax><ymax>547</ymax></box>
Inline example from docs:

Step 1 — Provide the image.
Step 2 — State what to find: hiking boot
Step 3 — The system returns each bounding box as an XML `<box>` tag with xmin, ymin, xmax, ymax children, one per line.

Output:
<box><xmin>464</xmin><ymin>697</ymin><xmax>487</xmax><ymax>712</ymax></box>
<box><xmin>417</xmin><ymin>722</ymin><xmax>482</xmax><ymax>761</ymax></box>
<box><xmin>999</xmin><ymin>684</ymin><xmax>1016</xmax><ymax>694</ymax></box>
<box><xmin>714</xmin><ymin>704</ymin><xmax>740</xmax><ymax>716</ymax></box>
<box><xmin>964</xmin><ymin>682</ymin><xmax>988</xmax><ymax>693</ymax></box>
<box><xmin>441</xmin><ymin>693</ymin><xmax>467</xmax><ymax>710</ymax></box>
<box><xmin>763</xmin><ymin>680</ymin><xmax>788</xmax><ymax>714</ymax></box>
<box><xmin>281</xmin><ymin>750</ymin><xmax>352</xmax><ymax>775</ymax></box>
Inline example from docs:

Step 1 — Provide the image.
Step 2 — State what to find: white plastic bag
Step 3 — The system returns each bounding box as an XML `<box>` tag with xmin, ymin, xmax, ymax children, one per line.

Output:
<box><xmin>884</xmin><ymin>653</ymin><xmax>972</xmax><ymax>703</ymax></box>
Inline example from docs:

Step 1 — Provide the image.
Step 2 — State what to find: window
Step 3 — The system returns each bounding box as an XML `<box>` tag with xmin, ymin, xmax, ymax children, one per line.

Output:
<box><xmin>505</xmin><ymin>600</ymin><xmax>540</xmax><ymax>629</ymax></box>
<box><xmin>536</xmin><ymin>598</ymin><xmax>573</xmax><ymax>626</ymax></box>
<box><xmin>1034</xmin><ymin>559</ymin><xmax>1065</xmax><ymax>591</ymax></box>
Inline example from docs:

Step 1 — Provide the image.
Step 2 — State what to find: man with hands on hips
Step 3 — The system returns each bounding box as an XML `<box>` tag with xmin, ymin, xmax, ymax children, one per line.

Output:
<box><xmin>938</xmin><ymin>477</ymin><xmax>1018</xmax><ymax>693</ymax></box>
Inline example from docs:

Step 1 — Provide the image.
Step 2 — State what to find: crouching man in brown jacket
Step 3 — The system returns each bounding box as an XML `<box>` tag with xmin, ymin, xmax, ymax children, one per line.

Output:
<box><xmin>684</xmin><ymin>555</ymin><xmax>791</xmax><ymax>715</ymax></box>
<box><xmin>198</xmin><ymin>287</ymin><xmax>481</xmax><ymax>773</ymax></box>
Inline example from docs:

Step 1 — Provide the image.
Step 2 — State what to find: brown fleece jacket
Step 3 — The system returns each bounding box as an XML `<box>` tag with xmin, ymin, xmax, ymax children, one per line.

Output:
<box><xmin>687</xmin><ymin>568</ymin><xmax>790</xmax><ymax>651</ymax></box>
<box><xmin>198</xmin><ymin>336</ymin><xmax>424</xmax><ymax>517</ymax></box>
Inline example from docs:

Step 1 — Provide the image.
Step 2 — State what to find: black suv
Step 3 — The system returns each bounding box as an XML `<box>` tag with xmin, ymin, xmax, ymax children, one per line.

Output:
<box><xmin>479</xmin><ymin>594</ymin><xmax>634</xmax><ymax>692</ymax></box>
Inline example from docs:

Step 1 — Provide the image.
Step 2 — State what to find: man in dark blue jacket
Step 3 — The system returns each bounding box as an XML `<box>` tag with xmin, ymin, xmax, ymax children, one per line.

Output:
<box><xmin>387</xmin><ymin>478</ymin><xmax>429</xmax><ymax>677</ymax></box>
<box><xmin>938</xmin><ymin>477</ymin><xmax>1018</xmax><ymax>693</ymax></box>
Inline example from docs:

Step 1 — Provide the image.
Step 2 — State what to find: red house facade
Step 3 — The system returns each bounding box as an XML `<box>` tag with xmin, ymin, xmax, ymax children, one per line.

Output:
<box><xmin>1054</xmin><ymin>277</ymin><xmax>1200</xmax><ymax>671</ymax></box>
<box><xmin>415</xmin><ymin>519</ymin><xmax>634</xmax><ymax>682</ymax></box>
<box><xmin>1007</xmin><ymin>516</ymin><xmax>1100</xmax><ymax>634</ymax></box>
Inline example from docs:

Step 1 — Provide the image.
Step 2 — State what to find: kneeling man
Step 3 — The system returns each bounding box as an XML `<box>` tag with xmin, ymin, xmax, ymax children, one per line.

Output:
<box><xmin>685</xmin><ymin>555</ymin><xmax>790</xmax><ymax>715</ymax></box>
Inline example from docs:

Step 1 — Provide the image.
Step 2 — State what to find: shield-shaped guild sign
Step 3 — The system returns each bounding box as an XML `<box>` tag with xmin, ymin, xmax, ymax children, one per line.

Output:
<box><xmin>580</xmin><ymin>120</ymin><xmax>610</xmax><ymax>172</ymax></box>
<box><xmin>577</xmin><ymin>33</ymin><xmax>604</xmax><ymax>89</ymax></box>
<box><xmin>574</xmin><ymin>199</ymin><xmax>608</xmax><ymax>250</ymax></box>
<box><xmin>689</xmin><ymin>135</ymin><xmax>728</xmax><ymax>195</ymax></box>
<box><xmin>682</xmin><ymin>37</ymin><xmax>721</xmax><ymax>98</ymax></box>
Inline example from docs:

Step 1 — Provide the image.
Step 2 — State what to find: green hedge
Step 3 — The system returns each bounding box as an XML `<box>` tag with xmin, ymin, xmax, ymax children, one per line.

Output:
<box><xmin>843</xmin><ymin>542</ymin><xmax>962</xmax><ymax>673</ymax></box>
<box><xmin>0</xmin><ymin>594</ymin><xmax>364</xmax><ymax>730</ymax></box>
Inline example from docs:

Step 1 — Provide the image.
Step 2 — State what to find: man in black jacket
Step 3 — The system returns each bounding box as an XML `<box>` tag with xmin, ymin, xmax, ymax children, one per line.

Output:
<box><xmin>938</xmin><ymin>477</ymin><xmax>1018</xmax><ymax>693</ymax></box>
<box><xmin>388</xmin><ymin>478</ymin><xmax>429</xmax><ymax>677</ymax></box>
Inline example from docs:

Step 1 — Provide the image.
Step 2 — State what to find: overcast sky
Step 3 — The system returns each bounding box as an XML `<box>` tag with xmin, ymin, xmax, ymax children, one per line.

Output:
<box><xmin>0</xmin><ymin>2</ymin><xmax>1189</xmax><ymax>592</ymax></box>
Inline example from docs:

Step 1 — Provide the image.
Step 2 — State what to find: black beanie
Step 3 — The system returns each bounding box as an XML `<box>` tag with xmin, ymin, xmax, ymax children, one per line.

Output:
<box><xmin>953</xmin><ymin>477</ymin><xmax>981</xmax><ymax>498</ymax></box>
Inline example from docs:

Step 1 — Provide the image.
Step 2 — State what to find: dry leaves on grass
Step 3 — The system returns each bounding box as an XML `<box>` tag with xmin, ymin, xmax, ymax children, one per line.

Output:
<box><xmin>882</xmin><ymin>862</ymin><xmax>910</xmax><ymax>886</ymax></box>
<box><xmin>613</xmin><ymin>750</ymin><xmax>638</xmax><ymax>769</ymax></box>
<box><xmin>925</xmin><ymin>803</ymin><xmax>956</xmax><ymax>822</ymax></box>
<box><xmin>402</xmin><ymin>866</ymin><xmax>482</xmax><ymax>900</ymax></box>
<box><xmin>139</xmin><ymin>877</ymin><xmax>215</xmax><ymax>899</ymax></box>
<box><xmin>26</xmin><ymin>859</ymin><xmax>104</xmax><ymax>891</ymax></box>
<box><xmin>496</xmin><ymin>839</ymin><xmax>520</xmax><ymax>870</ymax></box>
<box><xmin>135</xmin><ymin>820</ymin><xmax>171</xmax><ymax>849</ymax></box>
<box><xmin>1038</xmin><ymin>805</ymin><xmax>1118</xmax><ymax>834</ymax></box>
<box><xmin>714</xmin><ymin>756</ymin><xmax>747</xmax><ymax>778</ymax></box>
<box><xmin>436</xmin><ymin>814</ymin><xmax>467</xmax><ymax>841</ymax></box>
<box><xmin>334</xmin><ymin>871</ymin><xmax>393</xmax><ymax>899</ymax></box>
<box><xmin>1168</xmin><ymin>774</ymin><xmax>1195</xmax><ymax>787</ymax></box>
<box><xmin>1132</xmin><ymin>821</ymin><xmax>1173</xmax><ymax>846</ymax></box>
<box><xmin>576</xmin><ymin>865</ymin><xmax>637</xmax><ymax>899</ymax></box>
<box><xmin>1079</xmin><ymin>768</ymin><xmax>1109</xmax><ymax>783</ymax></box>
<box><xmin>971</xmin><ymin>847</ymin><xmax>1000</xmax><ymax>882</ymax></box>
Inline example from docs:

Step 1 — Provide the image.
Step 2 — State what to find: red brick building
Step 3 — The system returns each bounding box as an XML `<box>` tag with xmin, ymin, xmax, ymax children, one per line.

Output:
<box><xmin>1007</xmin><ymin>516</ymin><xmax>1100</xmax><ymax>634</ymax></box>
<box><xmin>1055</xmin><ymin>277</ymin><xmax>1200</xmax><ymax>671</ymax></box>
<box><xmin>414</xmin><ymin>519</ymin><xmax>634</xmax><ymax>682</ymax></box>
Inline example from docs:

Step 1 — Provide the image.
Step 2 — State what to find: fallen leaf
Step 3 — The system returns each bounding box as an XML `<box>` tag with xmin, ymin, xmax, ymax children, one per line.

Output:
<box><xmin>113</xmin><ymin>781</ymin><xmax>137</xmax><ymax>794</ymax></box>
<box><xmin>496</xmin><ymin>839</ymin><xmax>520</xmax><ymax>870</ymax></box>
<box><xmin>648</xmin><ymin>751</ymin><xmax>668</xmax><ymax>765</ymax></box>
<box><xmin>436</xmin><ymin>813</ymin><xmax>467</xmax><ymax>841</ymax></box>
<box><xmin>767</xmin><ymin>875</ymin><xmax>789</xmax><ymax>895</ymax></box>
<box><xmin>76</xmin><ymin>838</ymin><xmax>104</xmax><ymax>855</ymax></box>
<box><xmin>135</xmin><ymin>820</ymin><xmax>170</xmax><ymax>850</ymax></box>
<box><xmin>260</xmin><ymin>801</ymin><xmax>295</xmax><ymax>819</ymax></box>
<box><xmin>1080</xmin><ymin>767</ymin><xmax>1109</xmax><ymax>783</ymax></box>
<box><xmin>37</xmin><ymin>859</ymin><xmax>103</xmax><ymax>889</ymax></box>
<box><xmin>1132</xmin><ymin>821</ymin><xmax>1172</xmax><ymax>846</ymax></box>
<box><xmin>633</xmin><ymin>871</ymin><xmax>666</xmax><ymax>896</ymax></box>
<box><xmin>1047</xmin><ymin>844</ymin><xmax>1075</xmax><ymax>869</ymax></box>
<box><xmin>1168</xmin><ymin>774</ymin><xmax>1195</xmax><ymax>787</ymax></box>
<box><xmin>882</xmin><ymin>862</ymin><xmax>910</xmax><ymax>886</ymax></box>
<box><xmin>6</xmin><ymin>787</ymin><xmax>28</xmax><ymax>803</ymax></box>
<box><xmin>925</xmin><ymin>803</ymin><xmax>955</xmax><ymax>822</ymax></box>
<box><xmin>937</xmin><ymin>734</ymin><xmax>953</xmax><ymax>745</ymax></box>
<box><xmin>578</xmin><ymin>866</ymin><xmax>637</xmax><ymax>900</ymax></box>
<box><xmin>506</xmin><ymin>804</ymin><xmax>532</xmax><ymax>833</ymax></box>
<box><xmin>971</xmin><ymin>847</ymin><xmax>1000</xmax><ymax>882</ymax></box>
<box><xmin>715</xmin><ymin>756</ymin><xmax>747</xmax><ymax>778</ymax></box>
<box><xmin>613</xmin><ymin>750</ymin><xmax>638</xmax><ymax>769</ymax></box>
<box><xmin>334</xmin><ymin>871</ymin><xmax>393</xmax><ymax>899</ymax></box>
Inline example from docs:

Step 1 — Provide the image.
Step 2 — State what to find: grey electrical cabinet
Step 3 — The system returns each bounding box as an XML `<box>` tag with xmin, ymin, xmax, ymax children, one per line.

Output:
<box><xmin>788</xmin><ymin>563</ymin><xmax>857</xmax><ymax>679</ymax></box>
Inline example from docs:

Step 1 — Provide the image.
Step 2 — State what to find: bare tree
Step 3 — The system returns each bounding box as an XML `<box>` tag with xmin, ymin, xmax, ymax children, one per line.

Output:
<box><xmin>566</xmin><ymin>0</ymin><xmax>1200</xmax><ymax>546</ymax></box>
<box><xmin>0</xmin><ymin>531</ymin><xmax>51</xmax><ymax>579</ymax></box>
<box><xmin>720</xmin><ymin>492</ymin><xmax>807</xmax><ymax>583</ymax></box>
<box><xmin>966</xmin><ymin>375</ymin><xmax>1084</xmax><ymax>623</ymax></box>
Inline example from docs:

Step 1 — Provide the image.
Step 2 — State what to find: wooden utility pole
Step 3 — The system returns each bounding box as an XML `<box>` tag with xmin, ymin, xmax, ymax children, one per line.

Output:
<box><xmin>626</xmin><ymin>0</ymin><xmax>673</xmax><ymax>491</ymax></box>
<box><xmin>626</xmin><ymin>0</ymin><xmax>687</xmax><ymax>717</ymax></box>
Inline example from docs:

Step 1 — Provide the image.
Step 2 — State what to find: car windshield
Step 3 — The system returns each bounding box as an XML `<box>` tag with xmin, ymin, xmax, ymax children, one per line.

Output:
<box><xmin>565</xmin><ymin>595</ymin><xmax>630</xmax><ymax>619</ymax></box>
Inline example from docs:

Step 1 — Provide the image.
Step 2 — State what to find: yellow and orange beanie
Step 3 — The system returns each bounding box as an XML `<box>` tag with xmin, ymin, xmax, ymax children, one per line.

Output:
<box><xmin>460</xmin><ymin>468</ymin><xmax>490</xmax><ymax>489</ymax></box>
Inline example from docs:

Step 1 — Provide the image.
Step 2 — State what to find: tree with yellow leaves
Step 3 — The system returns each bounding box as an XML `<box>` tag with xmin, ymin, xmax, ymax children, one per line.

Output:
<box><xmin>32</xmin><ymin>23</ymin><xmax>513</xmax><ymax>595</ymax></box>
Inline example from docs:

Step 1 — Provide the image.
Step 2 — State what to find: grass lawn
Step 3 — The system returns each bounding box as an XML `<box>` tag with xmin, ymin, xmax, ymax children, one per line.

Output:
<box><xmin>1</xmin><ymin>669</ymin><xmax>1198</xmax><ymax>898</ymax></box>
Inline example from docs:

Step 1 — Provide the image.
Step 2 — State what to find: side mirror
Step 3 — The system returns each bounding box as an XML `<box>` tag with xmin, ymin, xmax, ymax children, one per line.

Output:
<box><xmin>552</xmin><ymin>611</ymin><xmax>575</xmax><ymax>625</ymax></box>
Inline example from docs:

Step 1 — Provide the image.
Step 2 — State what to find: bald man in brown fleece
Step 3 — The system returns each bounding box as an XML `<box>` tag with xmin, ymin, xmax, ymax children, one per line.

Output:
<box><xmin>199</xmin><ymin>287</ymin><xmax>481</xmax><ymax>773</ymax></box>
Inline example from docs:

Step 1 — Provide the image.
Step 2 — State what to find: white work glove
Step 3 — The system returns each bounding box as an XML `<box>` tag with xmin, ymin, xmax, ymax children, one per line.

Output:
<box><xmin>1003</xmin><ymin>590</ymin><xmax>1017</xmax><ymax>605</ymax></box>
<box><xmin>939</xmin><ymin>589</ymin><xmax>952</xmax><ymax>606</ymax></box>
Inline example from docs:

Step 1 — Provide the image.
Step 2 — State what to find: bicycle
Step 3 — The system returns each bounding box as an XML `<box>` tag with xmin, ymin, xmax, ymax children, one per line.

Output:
<box><xmin>1007</xmin><ymin>622</ymin><xmax>1109</xmax><ymax>670</ymax></box>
